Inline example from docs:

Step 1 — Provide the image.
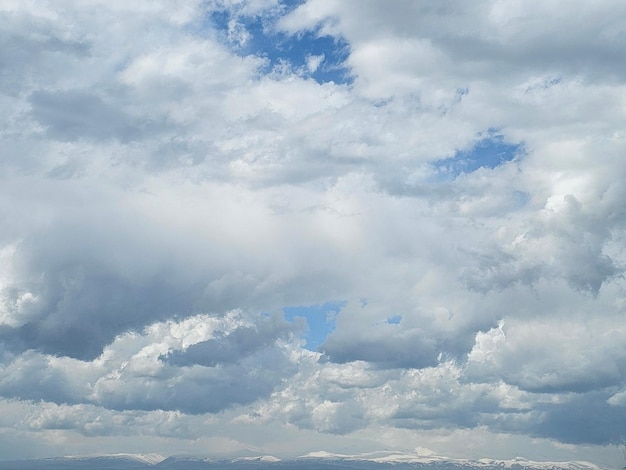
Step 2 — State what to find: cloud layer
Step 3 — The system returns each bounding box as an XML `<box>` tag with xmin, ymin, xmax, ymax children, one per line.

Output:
<box><xmin>1</xmin><ymin>0</ymin><xmax>626</xmax><ymax>466</ymax></box>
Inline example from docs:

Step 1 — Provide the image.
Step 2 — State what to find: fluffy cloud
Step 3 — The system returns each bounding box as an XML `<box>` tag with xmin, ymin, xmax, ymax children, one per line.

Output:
<box><xmin>1</xmin><ymin>0</ymin><xmax>626</xmax><ymax>466</ymax></box>
<box><xmin>0</xmin><ymin>311</ymin><xmax>302</xmax><ymax>415</ymax></box>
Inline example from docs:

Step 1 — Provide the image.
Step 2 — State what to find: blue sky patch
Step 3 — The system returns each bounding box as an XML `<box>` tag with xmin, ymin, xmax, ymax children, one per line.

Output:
<box><xmin>434</xmin><ymin>130</ymin><xmax>523</xmax><ymax>179</ymax></box>
<box><xmin>207</xmin><ymin>4</ymin><xmax>352</xmax><ymax>85</ymax></box>
<box><xmin>284</xmin><ymin>301</ymin><xmax>345</xmax><ymax>351</ymax></box>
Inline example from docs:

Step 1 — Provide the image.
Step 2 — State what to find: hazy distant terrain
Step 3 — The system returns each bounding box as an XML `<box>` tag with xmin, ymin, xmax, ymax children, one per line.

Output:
<box><xmin>1</xmin><ymin>454</ymin><xmax>608</xmax><ymax>470</ymax></box>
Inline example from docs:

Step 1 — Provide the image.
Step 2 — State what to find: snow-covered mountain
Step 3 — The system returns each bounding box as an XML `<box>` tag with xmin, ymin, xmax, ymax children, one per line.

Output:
<box><xmin>298</xmin><ymin>450</ymin><xmax>607</xmax><ymax>470</ymax></box>
<box><xmin>0</xmin><ymin>452</ymin><xmax>610</xmax><ymax>470</ymax></box>
<box><xmin>64</xmin><ymin>453</ymin><xmax>167</xmax><ymax>465</ymax></box>
<box><xmin>2</xmin><ymin>453</ymin><xmax>165</xmax><ymax>470</ymax></box>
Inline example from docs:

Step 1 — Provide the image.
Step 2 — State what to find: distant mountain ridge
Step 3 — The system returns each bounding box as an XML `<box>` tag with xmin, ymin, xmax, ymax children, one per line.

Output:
<box><xmin>1</xmin><ymin>451</ymin><xmax>609</xmax><ymax>470</ymax></box>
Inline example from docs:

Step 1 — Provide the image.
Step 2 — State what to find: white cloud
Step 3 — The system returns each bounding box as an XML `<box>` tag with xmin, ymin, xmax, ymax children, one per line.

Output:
<box><xmin>467</xmin><ymin>321</ymin><xmax>506</xmax><ymax>364</ymax></box>
<box><xmin>1</xmin><ymin>0</ymin><xmax>626</xmax><ymax>465</ymax></box>
<box><xmin>305</xmin><ymin>54</ymin><xmax>325</xmax><ymax>73</ymax></box>
<box><xmin>608</xmin><ymin>390</ymin><xmax>626</xmax><ymax>407</ymax></box>
<box><xmin>466</xmin><ymin>317</ymin><xmax>626</xmax><ymax>394</ymax></box>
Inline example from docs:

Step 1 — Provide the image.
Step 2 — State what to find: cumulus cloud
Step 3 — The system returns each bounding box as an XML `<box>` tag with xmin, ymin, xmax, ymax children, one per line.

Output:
<box><xmin>163</xmin><ymin>314</ymin><xmax>301</xmax><ymax>367</ymax></box>
<box><xmin>1</xmin><ymin>0</ymin><xmax>626</xmax><ymax>465</ymax></box>
<box><xmin>466</xmin><ymin>318</ymin><xmax>626</xmax><ymax>394</ymax></box>
<box><xmin>0</xmin><ymin>311</ymin><xmax>302</xmax><ymax>415</ymax></box>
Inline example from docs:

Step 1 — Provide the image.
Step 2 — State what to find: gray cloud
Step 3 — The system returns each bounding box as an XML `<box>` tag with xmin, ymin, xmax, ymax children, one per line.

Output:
<box><xmin>460</xmin><ymin>194</ymin><xmax>623</xmax><ymax>296</ymax></box>
<box><xmin>526</xmin><ymin>393</ymin><xmax>626</xmax><ymax>445</ymax></box>
<box><xmin>465</xmin><ymin>317</ymin><xmax>626</xmax><ymax>395</ymax></box>
<box><xmin>0</xmin><ymin>9</ymin><xmax>90</xmax><ymax>95</ymax></box>
<box><xmin>1</xmin><ymin>0</ymin><xmax>626</xmax><ymax>462</ymax></box>
<box><xmin>92</xmin><ymin>321</ymin><xmax>300</xmax><ymax>415</ymax></box>
<box><xmin>29</xmin><ymin>90</ymin><xmax>156</xmax><ymax>143</ymax></box>
<box><xmin>0</xmin><ymin>351</ymin><xmax>83</xmax><ymax>404</ymax></box>
<box><xmin>0</xmin><ymin>222</ymin><xmax>208</xmax><ymax>359</ymax></box>
<box><xmin>163</xmin><ymin>315</ymin><xmax>302</xmax><ymax>367</ymax></box>
<box><xmin>321</xmin><ymin>327</ymin><xmax>466</xmax><ymax>370</ymax></box>
<box><xmin>95</xmin><ymin>363</ymin><xmax>289</xmax><ymax>415</ymax></box>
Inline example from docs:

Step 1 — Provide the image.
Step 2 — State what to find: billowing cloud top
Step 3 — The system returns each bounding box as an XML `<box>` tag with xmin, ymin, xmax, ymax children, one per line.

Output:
<box><xmin>1</xmin><ymin>0</ymin><xmax>626</xmax><ymax>467</ymax></box>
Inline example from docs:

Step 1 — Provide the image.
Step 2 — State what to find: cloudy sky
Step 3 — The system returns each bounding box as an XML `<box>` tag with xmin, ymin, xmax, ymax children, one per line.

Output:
<box><xmin>1</xmin><ymin>0</ymin><xmax>626</xmax><ymax>466</ymax></box>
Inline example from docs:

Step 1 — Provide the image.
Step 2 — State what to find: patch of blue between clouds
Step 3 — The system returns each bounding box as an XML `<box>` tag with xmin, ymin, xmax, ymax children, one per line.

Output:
<box><xmin>386</xmin><ymin>315</ymin><xmax>402</xmax><ymax>325</ymax></box>
<box><xmin>284</xmin><ymin>301</ymin><xmax>346</xmax><ymax>351</ymax></box>
<box><xmin>434</xmin><ymin>129</ymin><xmax>524</xmax><ymax>179</ymax></box>
<box><xmin>207</xmin><ymin>2</ymin><xmax>352</xmax><ymax>85</ymax></box>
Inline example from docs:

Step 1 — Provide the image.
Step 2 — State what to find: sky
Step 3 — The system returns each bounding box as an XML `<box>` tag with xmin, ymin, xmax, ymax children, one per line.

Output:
<box><xmin>1</xmin><ymin>0</ymin><xmax>626</xmax><ymax>466</ymax></box>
